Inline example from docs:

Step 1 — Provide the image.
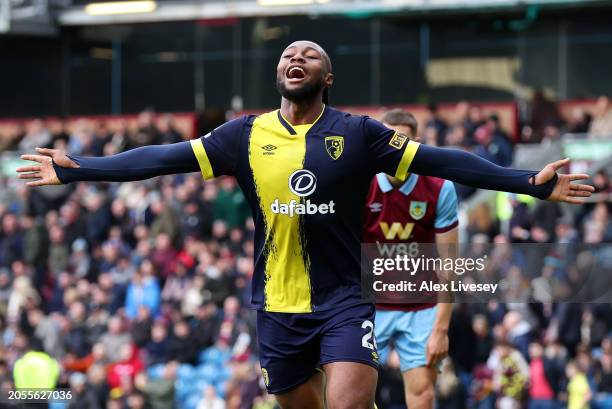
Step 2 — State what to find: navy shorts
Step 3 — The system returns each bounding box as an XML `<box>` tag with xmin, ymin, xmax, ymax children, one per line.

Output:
<box><xmin>256</xmin><ymin>302</ymin><xmax>380</xmax><ymax>394</ymax></box>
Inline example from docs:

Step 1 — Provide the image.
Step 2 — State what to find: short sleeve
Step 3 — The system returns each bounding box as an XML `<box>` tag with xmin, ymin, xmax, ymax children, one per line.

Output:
<box><xmin>364</xmin><ymin>117</ymin><xmax>420</xmax><ymax>181</ymax></box>
<box><xmin>190</xmin><ymin>116</ymin><xmax>247</xmax><ymax>179</ymax></box>
<box><xmin>434</xmin><ymin>180</ymin><xmax>459</xmax><ymax>233</ymax></box>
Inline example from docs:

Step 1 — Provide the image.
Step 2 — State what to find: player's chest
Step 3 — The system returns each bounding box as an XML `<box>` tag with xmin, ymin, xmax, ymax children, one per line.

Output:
<box><xmin>366</xmin><ymin>190</ymin><xmax>437</xmax><ymax>230</ymax></box>
<box><xmin>247</xmin><ymin>129</ymin><xmax>363</xmax><ymax>189</ymax></box>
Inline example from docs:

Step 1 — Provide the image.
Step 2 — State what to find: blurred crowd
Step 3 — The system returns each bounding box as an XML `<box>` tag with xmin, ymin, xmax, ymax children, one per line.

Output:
<box><xmin>376</xmin><ymin>195</ymin><xmax>612</xmax><ymax>409</ymax></box>
<box><xmin>419</xmin><ymin>93</ymin><xmax>612</xmax><ymax>156</ymax></box>
<box><xmin>0</xmin><ymin>113</ymin><xmax>273</xmax><ymax>409</ymax></box>
<box><xmin>0</xmin><ymin>96</ymin><xmax>610</xmax><ymax>409</ymax></box>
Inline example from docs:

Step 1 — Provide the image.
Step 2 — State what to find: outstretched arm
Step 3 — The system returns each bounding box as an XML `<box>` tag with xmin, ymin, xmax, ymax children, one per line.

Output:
<box><xmin>17</xmin><ymin>142</ymin><xmax>200</xmax><ymax>186</ymax></box>
<box><xmin>409</xmin><ymin>144</ymin><xmax>594</xmax><ymax>204</ymax></box>
<box><xmin>18</xmin><ymin>117</ymin><xmax>248</xmax><ymax>186</ymax></box>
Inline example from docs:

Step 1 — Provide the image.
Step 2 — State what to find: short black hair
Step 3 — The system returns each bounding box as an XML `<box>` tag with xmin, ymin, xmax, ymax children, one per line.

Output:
<box><xmin>381</xmin><ymin>109</ymin><xmax>418</xmax><ymax>138</ymax></box>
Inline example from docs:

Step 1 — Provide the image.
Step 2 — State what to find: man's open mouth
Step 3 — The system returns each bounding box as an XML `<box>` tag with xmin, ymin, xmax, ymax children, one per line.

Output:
<box><xmin>286</xmin><ymin>66</ymin><xmax>306</xmax><ymax>82</ymax></box>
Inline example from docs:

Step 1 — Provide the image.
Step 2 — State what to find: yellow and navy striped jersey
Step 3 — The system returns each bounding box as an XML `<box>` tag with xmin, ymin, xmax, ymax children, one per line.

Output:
<box><xmin>190</xmin><ymin>106</ymin><xmax>419</xmax><ymax>313</ymax></box>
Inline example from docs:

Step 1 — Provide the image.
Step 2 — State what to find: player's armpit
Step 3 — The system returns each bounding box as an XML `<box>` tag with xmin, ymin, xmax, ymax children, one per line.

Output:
<box><xmin>53</xmin><ymin>141</ymin><xmax>200</xmax><ymax>183</ymax></box>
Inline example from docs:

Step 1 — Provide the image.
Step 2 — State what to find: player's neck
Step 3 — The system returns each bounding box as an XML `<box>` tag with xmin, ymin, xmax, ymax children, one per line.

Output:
<box><xmin>386</xmin><ymin>173</ymin><xmax>407</xmax><ymax>188</ymax></box>
<box><xmin>280</xmin><ymin>98</ymin><xmax>324</xmax><ymax>126</ymax></box>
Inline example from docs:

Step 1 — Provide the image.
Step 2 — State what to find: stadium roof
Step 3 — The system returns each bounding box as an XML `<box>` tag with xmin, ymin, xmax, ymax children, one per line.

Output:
<box><xmin>56</xmin><ymin>0</ymin><xmax>612</xmax><ymax>25</ymax></box>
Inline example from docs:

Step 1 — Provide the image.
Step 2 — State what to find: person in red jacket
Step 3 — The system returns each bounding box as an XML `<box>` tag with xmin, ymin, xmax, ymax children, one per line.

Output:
<box><xmin>107</xmin><ymin>343</ymin><xmax>144</xmax><ymax>391</ymax></box>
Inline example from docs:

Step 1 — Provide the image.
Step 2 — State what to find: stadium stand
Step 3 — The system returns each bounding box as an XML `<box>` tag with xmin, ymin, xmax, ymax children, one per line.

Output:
<box><xmin>0</xmin><ymin>92</ymin><xmax>611</xmax><ymax>408</ymax></box>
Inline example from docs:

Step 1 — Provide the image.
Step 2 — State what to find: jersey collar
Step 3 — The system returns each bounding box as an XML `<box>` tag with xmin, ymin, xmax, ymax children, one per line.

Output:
<box><xmin>376</xmin><ymin>173</ymin><xmax>419</xmax><ymax>196</ymax></box>
<box><xmin>277</xmin><ymin>104</ymin><xmax>326</xmax><ymax>135</ymax></box>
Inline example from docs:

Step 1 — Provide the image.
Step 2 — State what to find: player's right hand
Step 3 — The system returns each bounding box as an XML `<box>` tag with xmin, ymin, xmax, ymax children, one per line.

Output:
<box><xmin>17</xmin><ymin>147</ymin><xmax>79</xmax><ymax>187</ymax></box>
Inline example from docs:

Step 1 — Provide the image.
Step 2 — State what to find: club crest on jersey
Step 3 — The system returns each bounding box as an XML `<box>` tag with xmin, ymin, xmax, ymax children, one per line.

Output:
<box><xmin>409</xmin><ymin>201</ymin><xmax>427</xmax><ymax>220</ymax></box>
<box><xmin>325</xmin><ymin>136</ymin><xmax>344</xmax><ymax>160</ymax></box>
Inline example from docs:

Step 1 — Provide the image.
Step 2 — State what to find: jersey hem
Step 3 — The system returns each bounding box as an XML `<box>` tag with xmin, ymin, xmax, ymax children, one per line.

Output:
<box><xmin>249</xmin><ymin>299</ymin><xmax>367</xmax><ymax>313</ymax></box>
<box><xmin>375</xmin><ymin>302</ymin><xmax>436</xmax><ymax>312</ymax></box>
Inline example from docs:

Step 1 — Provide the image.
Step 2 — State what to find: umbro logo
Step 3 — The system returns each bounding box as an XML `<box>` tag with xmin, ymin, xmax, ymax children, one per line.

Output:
<box><xmin>369</xmin><ymin>202</ymin><xmax>382</xmax><ymax>212</ymax></box>
<box><xmin>262</xmin><ymin>144</ymin><xmax>277</xmax><ymax>155</ymax></box>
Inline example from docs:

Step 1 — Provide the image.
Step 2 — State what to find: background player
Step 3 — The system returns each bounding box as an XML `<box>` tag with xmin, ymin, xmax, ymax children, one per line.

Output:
<box><xmin>16</xmin><ymin>41</ymin><xmax>593</xmax><ymax>409</ymax></box>
<box><xmin>363</xmin><ymin>108</ymin><xmax>456</xmax><ymax>409</ymax></box>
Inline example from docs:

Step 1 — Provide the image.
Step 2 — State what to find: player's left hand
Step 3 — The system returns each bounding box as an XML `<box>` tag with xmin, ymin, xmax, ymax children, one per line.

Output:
<box><xmin>533</xmin><ymin>158</ymin><xmax>594</xmax><ymax>204</ymax></box>
<box><xmin>426</xmin><ymin>328</ymin><xmax>449</xmax><ymax>367</ymax></box>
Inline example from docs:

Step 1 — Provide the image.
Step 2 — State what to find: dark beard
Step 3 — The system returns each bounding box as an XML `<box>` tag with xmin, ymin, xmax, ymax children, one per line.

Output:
<box><xmin>276</xmin><ymin>75</ymin><xmax>325</xmax><ymax>102</ymax></box>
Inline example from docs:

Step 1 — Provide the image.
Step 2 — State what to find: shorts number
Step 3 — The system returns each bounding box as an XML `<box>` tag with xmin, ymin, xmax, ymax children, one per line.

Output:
<box><xmin>361</xmin><ymin>320</ymin><xmax>377</xmax><ymax>350</ymax></box>
<box><xmin>408</xmin><ymin>242</ymin><xmax>420</xmax><ymax>258</ymax></box>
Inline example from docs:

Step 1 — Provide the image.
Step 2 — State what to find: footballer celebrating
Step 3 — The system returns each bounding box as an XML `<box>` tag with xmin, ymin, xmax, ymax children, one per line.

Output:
<box><xmin>363</xmin><ymin>109</ymin><xmax>456</xmax><ymax>409</ymax></box>
<box><xmin>18</xmin><ymin>41</ymin><xmax>593</xmax><ymax>409</ymax></box>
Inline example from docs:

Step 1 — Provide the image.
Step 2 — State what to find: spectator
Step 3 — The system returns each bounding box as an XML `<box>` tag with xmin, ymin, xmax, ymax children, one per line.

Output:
<box><xmin>132</xmin><ymin>306</ymin><xmax>153</xmax><ymax>348</ymax></box>
<box><xmin>20</xmin><ymin>214</ymin><xmax>47</xmax><ymax>273</ymax></box>
<box><xmin>60</xmin><ymin>201</ymin><xmax>87</xmax><ymax>246</ymax></box>
<box><xmin>594</xmin><ymin>347</ymin><xmax>612</xmax><ymax>408</ymax></box>
<box><xmin>466</xmin><ymin>105</ymin><xmax>485</xmax><ymax>139</ymax></box>
<box><xmin>26</xmin><ymin>308</ymin><xmax>61</xmax><ymax>358</ymax></box>
<box><xmin>69</xmin><ymin>238</ymin><xmax>91</xmax><ymax>280</ymax></box>
<box><xmin>566</xmin><ymin>359</ymin><xmax>592</xmax><ymax>409</ymax></box>
<box><xmin>568</xmin><ymin>107</ymin><xmax>592</xmax><ymax>134</ymax></box>
<box><xmin>181</xmin><ymin>200</ymin><xmax>210</xmax><ymax>240</ymax></box>
<box><xmin>125</xmin><ymin>262</ymin><xmax>160</xmax><ymax>320</ymax></box>
<box><xmin>436</xmin><ymin>360</ymin><xmax>467</xmax><ymax>409</ymax></box>
<box><xmin>106</xmin><ymin>343</ymin><xmax>144</xmax><ymax>390</ymax></box>
<box><xmin>18</xmin><ymin>119</ymin><xmax>51</xmax><ymax>153</ymax></box>
<box><xmin>183</xmin><ymin>274</ymin><xmax>206</xmax><ymax>317</ymax></box>
<box><xmin>48</xmin><ymin>224</ymin><xmax>70</xmax><ymax>277</ymax></box>
<box><xmin>145</xmin><ymin>322</ymin><xmax>169</xmax><ymax>365</ymax></box>
<box><xmin>167</xmin><ymin>320</ymin><xmax>198</xmax><ymax>364</ymax></box>
<box><xmin>488</xmin><ymin>340</ymin><xmax>529</xmax><ymax>409</ymax></box>
<box><xmin>150</xmin><ymin>233</ymin><xmax>177</xmax><ymax>280</ymax></box>
<box><xmin>161</xmin><ymin>261</ymin><xmax>190</xmax><ymax>306</ymax></box>
<box><xmin>528</xmin><ymin>342</ymin><xmax>556</xmax><ymax>409</ymax></box>
<box><xmin>84</xmin><ymin>191</ymin><xmax>112</xmax><ymax>246</ymax></box>
<box><xmin>158</xmin><ymin>114</ymin><xmax>183</xmax><ymax>144</ymax></box>
<box><xmin>13</xmin><ymin>338</ymin><xmax>60</xmax><ymax>389</ymax></box>
<box><xmin>63</xmin><ymin>301</ymin><xmax>91</xmax><ymax>358</ymax></box>
<box><xmin>110</xmin><ymin>197</ymin><xmax>136</xmax><ymax>245</ymax></box>
<box><xmin>87</xmin><ymin>363</ymin><xmax>110</xmax><ymax>408</ymax></box>
<box><xmin>150</xmin><ymin>201</ymin><xmax>180</xmax><ymax>246</ymax></box>
<box><xmin>68</xmin><ymin>371</ymin><xmax>102</xmax><ymax>409</ymax></box>
<box><xmin>589</xmin><ymin>96</ymin><xmax>612</xmax><ymax>137</ymax></box>
<box><xmin>106</xmin><ymin>119</ymin><xmax>132</xmax><ymax>155</ymax></box>
<box><xmin>126</xmin><ymin>392</ymin><xmax>149</xmax><ymax>409</ymax></box>
<box><xmin>530</xmin><ymin>89</ymin><xmax>562</xmax><ymax>140</ymax></box>
<box><xmin>133</xmin><ymin>109</ymin><xmax>160</xmax><ymax>147</ymax></box>
<box><xmin>191</xmin><ymin>302</ymin><xmax>219</xmax><ymax>351</ymax></box>
<box><xmin>473</xmin><ymin>314</ymin><xmax>494</xmax><ymax>365</ymax></box>
<box><xmin>7</xmin><ymin>276</ymin><xmax>39</xmax><ymax>323</ymax></box>
<box><xmin>100</xmin><ymin>316</ymin><xmax>133</xmax><ymax>363</ymax></box>
<box><xmin>197</xmin><ymin>385</ymin><xmax>226</xmax><ymax>409</ymax></box>
<box><xmin>472</xmin><ymin>116</ymin><xmax>513</xmax><ymax>167</ymax></box>
<box><xmin>425</xmin><ymin>103</ymin><xmax>448</xmax><ymax>146</ymax></box>
<box><xmin>445</xmin><ymin>125</ymin><xmax>469</xmax><ymax>148</ymax></box>
<box><xmin>0</xmin><ymin>213</ymin><xmax>23</xmax><ymax>268</ymax></box>
<box><xmin>64</xmin><ymin>342</ymin><xmax>108</xmax><ymax>374</ymax></box>
<box><xmin>214</xmin><ymin>177</ymin><xmax>250</xmax><ymax>229</ymax></box>
<box><xmin>134</xmin><ymin>361</ymin><xmax>176</xmax><ymax>409</ymax></box>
